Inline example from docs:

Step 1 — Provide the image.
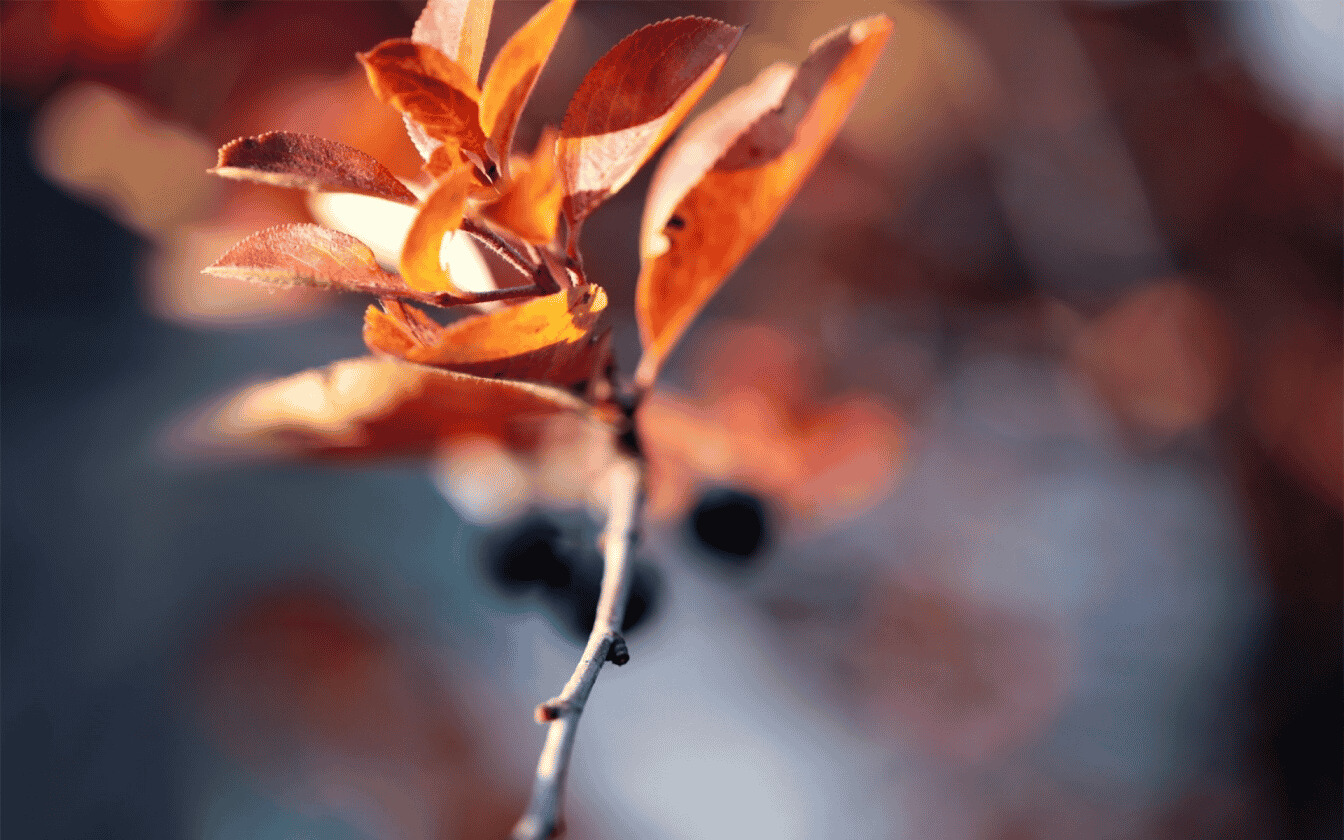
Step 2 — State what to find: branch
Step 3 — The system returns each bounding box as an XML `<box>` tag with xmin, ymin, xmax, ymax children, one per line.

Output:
<box><xmin>510</xmin><ymin>453</ymin><xmax>644</xmax><ymax>840</ymax></box>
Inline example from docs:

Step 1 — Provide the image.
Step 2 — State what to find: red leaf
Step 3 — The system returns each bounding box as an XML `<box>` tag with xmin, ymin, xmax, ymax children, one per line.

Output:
<box><xmin>557</xmin><ymin>17</ymin><xmax>742</xmax><ymax>235</ymax></box>
<box><xmin>210</xmin><ymin>132</ymin><xmax>418</xmax><ymax>205</ymax></box>
<box><xmin>204</xmin><ymin>223</ymin><xmax>413</xmax><ymax>297</ymax></box>
<box><xmin>182</xmin><ymin>356</ymin><xmax>589</xmax><ymax>459</ymax></box>
<box><xmin>358</xmin><ymin>38</ymin><xmax>494</xmax><ymax>177</ymax></box>
<box><xmin>633</xmin><ymin>16</ymin><xmax>892</xmax><ymax>387</ymax></box>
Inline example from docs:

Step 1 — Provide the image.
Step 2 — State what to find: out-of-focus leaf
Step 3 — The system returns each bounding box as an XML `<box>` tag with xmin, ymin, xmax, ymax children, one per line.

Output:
<box><xmin>479</xmin><ymin>128</ymin><xmax>562</xmax><ymax>244</ymax></box>
<box><xmin>399</xmin><ymin>168</ymin><xmax>474</xmax><ymax>293</ymax></box>
<box><xmin>479</xmin><ymin>0</ymin><xmax>574</xmax><ymax>168</ymax></box>
<box><xmin>358</xmin><ymin>38</ymin><xmax>493</xmax><ymax>175</ymax></box>
<box><xmin>634</xmin><ymin>16</ymin><xmax>892</xmax><ymax>387</ymax></box>
<box><xmin>411</xmin><ymin>0</ymin><xmax>495</xmax><ymax>85</ymax></box>
<box><xmin>210</xmin><ymin>132</ymin><xmax>419</xmax><ymax>205</ymax></box>
<box><xmin>185</xmin><ymin>356</ymin><xmax>588</xmax><ymax>459</ymax></box>
<box><xmin>364</xmin><ymin>285</ymin><xmax>608</xmax><ymax>387</ymax></box>
<box><xmin>204</xmin><ymin>223</ymin><xmax>413</xmax><ymax>297</ymax></box>
<box><xmin>557</xmin><ymin>17</ymin><xmax>743</xmax><ymax>234</ymax></box>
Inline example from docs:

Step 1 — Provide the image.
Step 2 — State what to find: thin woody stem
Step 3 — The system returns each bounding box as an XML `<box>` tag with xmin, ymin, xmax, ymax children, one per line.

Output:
<box><xmin>460</xmin><ymin>217</ymin><xmax>544</xmax><ymax>282</ymax></box>
<box><xmin>510</xmin><ymin>452</ymin><xmax>644</xmax><ymax>840</ymax></box>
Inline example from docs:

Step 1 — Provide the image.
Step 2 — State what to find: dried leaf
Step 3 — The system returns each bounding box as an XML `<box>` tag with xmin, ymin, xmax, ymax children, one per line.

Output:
<box><xmin>479</xmin><ymin>128</ymin><xmax>562</xmax><ymax>244</ymax></box>
<box><xmin>204</xmin><ymin>223</ymin><xmax>413</xmax><ymax>298</ymax></box>
<box><xmin>412</xmin><ymin>0</ymin><xmax>495</xmax><ymax>83</ymax></box>
<box><xmin>558</xmin><ymin>17</ymin><xmax>743</xmax><ymax>232</ymax></box>
<box><xmin>399</xmin><ymin>168</ymin><xmax>474</xmax><ymax>294</ymax></box>
<box><xmin>479</xmin><ymin>0</ymin><xmax>574</xmax><ymax>168</ymax></box>
<box><xmin>210</xmin><ymin>132</ymin><xmax>418</xmax><ymax>205</ymax></box>
<box><xmin>364</xmin><ymin>285</ymin><xmax>608</xmax><ymax>386</ymax></box>
<box><xmin>185</xmin><ymin>356</ymin><xmax>588</xmax><ymax>459</ymax></box>
<box><xmin>634</xmin><ymin>16</ymin><xmax>892</xmax><ymax>387</ymax></box>
<box><xmin>358</xmin><ymin>38</ymin><xmax>493</xmax><ymax>175</ymax></box>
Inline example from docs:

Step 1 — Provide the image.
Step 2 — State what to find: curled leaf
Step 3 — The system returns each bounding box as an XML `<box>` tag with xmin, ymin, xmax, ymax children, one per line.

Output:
<box><xmin>479</xmin><ymin>0</ymin><xmax>574</xmax><ymax>168</ymax></box>
<box><xmin>399</xmin><ymin>168</ymin><xmax>475</xmax><ymax>294</ymax></box>
<box><xmin>358</xmin><ymin>38</ymin><xmax>493</xmax><ymax>176</ymax></box>
<box><xmin>210</xmin><ymin>132</ymin><xmax>418</xmax><ymax>205</ymax></box>
<box><xmin>364</xmin><ymin>285</ymin><xmax>609</xmax><ymax>387</ymax></box>
<box><xmin>634</xmin><ymin>16</ymin><xmax>892</xmax><ymax>387</ymax></box>
<box><xmin>183</xmin><ymin>356</ymin><xmax>588</xmax><ymax>459</ymax></box>
<box><xmin>204</xmin><ymin>223</ymin><xmax>412</xmax><ymax>297</ymax></box>
<box><xmin>558</xmin><ymin>17</ymin><xmax>743</xmax><ymax>233</ymax></box>
<box><xmin>479</xmin><ymin>128</ymin><xmax>563</xmax><ymax>244</ymax></box>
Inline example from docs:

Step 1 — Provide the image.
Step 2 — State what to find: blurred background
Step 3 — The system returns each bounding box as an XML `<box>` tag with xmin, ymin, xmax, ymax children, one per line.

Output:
<box><xmin>2</xmin><ymin>1</ymin><xmax>1340</xmax><ymax>839</ymax></box>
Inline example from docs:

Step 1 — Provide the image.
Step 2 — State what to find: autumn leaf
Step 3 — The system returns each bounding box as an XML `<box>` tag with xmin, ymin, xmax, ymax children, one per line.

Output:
<box><xmin>479</xmin><ymin>128</ymin><xmax>563</xmax><ymax>244</ymax></box>
<box><xmin>364</xmin><ymin>284</ymin><xmax>608</xmax><ymax>387</ymax></box>
<box><xmin>398</xmin><ymin>167</ymin><xmax>475</xmax><ymax>294</ymax></box>
<box><xmin>210</xmin><ymin>132</ymin><xmax>419</xmax><ymax>205</ymax></box>
<box><xmin>557</xmin><ymin>17</ymin><xmax>743</xmax><ymax>237</ymax></box>
<box><xmin>358</xmin><ymin>37</ymin><xmax>495</xmax><ymax>177</ymax></box>
<box><xmin>478</xmin><ymin>0</ymin><xmax>574</xmax><ymax>172</ymax></box>
<box><xmin>633</xmin><ymin>15</ymin><xmax>892</xmax><ymax>387</ymax></box>
<box><xmin>204</xmin><ymin>223</ymin><xmax>415</xmax><ymax>298</ymax></box>
<box><xmin>183</xmin><ymin>356</ymin><xmax>589</xmax><ymax>459</ymax></box>
<box><xmin>412</xmin><ymin>0</ymin><xmax>494</xmax><ymax>83</ymax></box>
<box><xmin>404</xmin><ymin>0</ymin><xmax>496</xmax><ymax>163</ymax></box>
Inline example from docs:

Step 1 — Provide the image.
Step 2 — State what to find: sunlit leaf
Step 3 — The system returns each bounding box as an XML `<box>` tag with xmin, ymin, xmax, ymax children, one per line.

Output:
<box><xmin>479</xmin><ymin>128</ymin><xmax>563</xmax><ymax>244</ymax></box>
<box><xmin>479</xmin><ymin>0</ymin><xmax>574</xmax><ymax>168</ymax></box>
<box><xmin>210</xmin><ymin>132</ymin><xmax>418</xmax><ymax>205</ymax></box>
<box><xmin>412</xmin><ymin>0</ymin><xmax>495</xmax><ymax>83</ymax></box>
<box><xmin>399</xmin><ymin>167</ymin><xmax>475</xmax><ymax>293</ymax></box>
<box><xmin>406</xmin><ymin>0</ymin><xmax>495</xmax><ymax>164</ymax></box>
<box><xmin>184</xmin><ymin>356</ymin><xmax>589</xmax><ymax>459</ymax></box>
<box><xmin>557</xmin><ymin>17</ymin><xmax>743</xmax><ymax>234</ymax></box>
<box><xmin>204</xmin><ymin>223</ymin><xmax>413</xmax><ymax>297</ymax></box>
<box><xmin>358</xmin><ymin>38</ymin><xmax>494</xmax><ymax>176</ymax></box>
<box><xmin>364</xmin><ymin>285</ymin><xmax>608</xmax><ymax>387</ymax></box>
<box><xmin>634</xmin><ymin>15</ymin><xmax>892</xmax><ymax>387</ymax></box>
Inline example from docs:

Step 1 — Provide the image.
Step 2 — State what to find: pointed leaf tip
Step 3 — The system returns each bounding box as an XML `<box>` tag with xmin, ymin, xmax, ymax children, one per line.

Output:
<box><xmin>634</xmin><ymin>15</ymin><xmax>892</xmax><ymax>387</ymax></box>
<box><xmin>558</xmin><ymin>16</ymin><xmax>744</xmax><ymax>234</ymax></box>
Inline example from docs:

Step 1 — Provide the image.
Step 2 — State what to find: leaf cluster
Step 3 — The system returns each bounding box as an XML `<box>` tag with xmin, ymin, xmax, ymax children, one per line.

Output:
<box><xmin>199</xmin><ymin>0</ymin><xmax>891</xmax><ymax>457</ymax></box>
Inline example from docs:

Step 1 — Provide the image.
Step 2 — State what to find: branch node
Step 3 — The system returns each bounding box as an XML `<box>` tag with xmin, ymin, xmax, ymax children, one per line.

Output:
<box><xmin>606</xmin><ymin>634</ymin><xmax>630</xmax><ymax>666</ymax></box>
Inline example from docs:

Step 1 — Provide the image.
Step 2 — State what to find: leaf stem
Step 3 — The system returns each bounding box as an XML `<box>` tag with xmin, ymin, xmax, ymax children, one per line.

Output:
<box><xmin>510</xmin><ymin>452</ymin><xmax>644</xmax><ymax>840</ymax></box>
<box><xmin>461</xmin><ymin>217</ymin><xmax>540</xmax><ymax>280</ymax></box>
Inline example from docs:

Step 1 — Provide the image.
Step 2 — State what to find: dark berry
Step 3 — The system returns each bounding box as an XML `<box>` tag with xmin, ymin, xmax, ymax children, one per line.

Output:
<box><xmin>483</xmin><ymin>517</ymin><xmax>571</xmax><ymax>593</ymax></box>
<box><xmin>544</xmin><ymin>558</ymin><xmax>661</xmax><ymax>642</ymax></box>
<box><xmin>689</xmin><ymin>487</ymin><xmax>769</xmax><ymax>564</ymax></box>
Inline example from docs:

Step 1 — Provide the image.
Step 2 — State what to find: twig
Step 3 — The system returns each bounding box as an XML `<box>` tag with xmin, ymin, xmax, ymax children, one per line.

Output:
<box><xmin>461</xmin><ymin>217</ymin><xmax>540</xmax><ymax>280</ymax></box>
<box><xmin>510</xmin><ymin>453</ymin><xmax>644</xmax><ymax>840</ymax></box>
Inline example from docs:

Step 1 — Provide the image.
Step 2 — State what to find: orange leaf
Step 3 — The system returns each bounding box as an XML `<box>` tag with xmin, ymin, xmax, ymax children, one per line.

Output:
<box><xmin>358</xmin><ymin>38</ymin><xmax>494</xmax><ymax>176</ymax></box>
<box><xmin>479</xmin><ymin>128</ymin><xmax>562</xmax><ymax>244</ymax></box>
<box><xmin>204</xmin><ymin>223</ymin><xmax>413</xmax><ymax>298</ymax></box>
<box><xmin>479</xmin><ymin>0</ymin><xmax>574</xmax><ymax>167</ymax></box>
<box><xmin>557</xmin><ymin>17</ymin><xmax>743</xmax><ymax>234</ymax></box>
<box><xmin>364</xmin><ymin>285</ymin><xmax>608</xmax><ymax>387</ymax></box>
<box><xmin>183</xmin><ymin>356</ymin><xmax>588</xmax><ymax>459</ymax></box>
<box><xmin>634</xmin><ymin>16</ymin><xmax>892</xmax><ymax>387</ymax></box>
<box><xmin>210</xmin><ymin>132</ymin><xmax>418</xmax><ymax>205</ymax></box>
<box><xmin>399</xmin><ymin>168</ymin><xmax>474</xmax><ymax>294</ymax></box>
